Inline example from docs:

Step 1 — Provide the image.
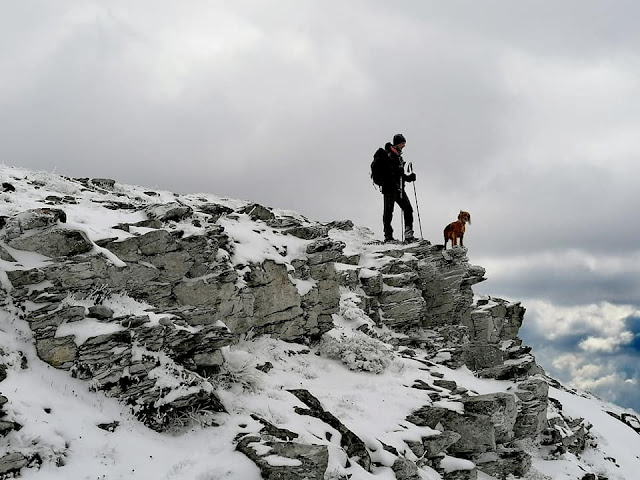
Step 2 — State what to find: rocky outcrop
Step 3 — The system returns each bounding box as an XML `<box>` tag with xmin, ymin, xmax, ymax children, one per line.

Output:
<box><xmin>0</xmin><ymin>203</ymin><xmax>341</xmax><ymax>434</ymax></box>
<box><xmin>407</xmin><ymin>405</ymin><xmax>497</xmax><ymax>456</ymax></box>
<box><xmin>514</xmin><ymin>378</ymin><xmax>549</xmax><ymax>440</ymax></box>
<box><xmin>341</xmin><ymin>243</ymin><xmax>485</xmax><ymax>333</ymax></box>
<box><xmin>0</xmin><ymin>188</ymin><xmax>582</xmax><ymax>479</ymax></box>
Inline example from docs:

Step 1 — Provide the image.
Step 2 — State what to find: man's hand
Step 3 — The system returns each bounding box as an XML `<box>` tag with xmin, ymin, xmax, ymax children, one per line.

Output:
<box><xmin>405</xmin><ymin>173</ymin><xmax>416</xmax><ymax>182</ymax></box>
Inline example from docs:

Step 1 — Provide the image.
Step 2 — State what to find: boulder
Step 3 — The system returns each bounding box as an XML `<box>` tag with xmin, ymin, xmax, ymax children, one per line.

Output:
<box><xmin>36</xmin><ymin>336</ymin><xmax>78</xmax><ymax>369</ymax></box>
<box><xmin>145</xmin><ymin>202</ymin><xmax>193</xmax><ymax>222</ymax></box>
<box><xmin>88</xmin><ymin>305</ymin><xmax>114</xmax><ymax>320</ymax></box>
<box><xmin>2</xmin><ymin>208</ymin><xmax>67</xmax><ymax>241</ymax></box>
<box><xmin>91</xmin><ymin>178</ymin><xmax>116</xmax><ymax>189</ymax></box>
<box><xmin>463</xmin><ymin>393</ymin><xmax>517</xmax><ymax>443</ymax></box>
<box><xmin>7</xmin><ymin>228</ymin><xmax>93</xmax><ymax>257</ymax></box>
<box><xmin>239</xmin><ymin>203</ymin><xmax>275</xmax><ymax>222</ymax></box>
<box><xmin>514</xmin><ymin>378</ymin><xmax>549</xmax><ymax>439</ymax></box>
<box><xmin>392</xmin><ymin>458</ymin><xmax>422</xmax><ymax>480</ymax></box>
<box><xmin>306</xmin><ymin>238</ymin><xmax>346</xmax><ymax>265</ymax></box>
<box><xmin>474</xmin><ymin>448</ymin><xmax>531</xmax><ymax>478</ymax></box>
<box><xmin>197</xmin><ymin>203</ymin><xmax>234</xmax><ymax>221</ymax></box>
<box><xmin>0</xmin><ymin>244</ymin><xmax>16</xmax><ymax>262</ymax></box>
<box><xmin>0</xmin><ymin>452</ymin><xmax>28</xmax><ymax>477</ymax></box>
<box><xmin>467</xmin><ymin>297</ymin><xmax>525</xmax><ymax>343</ymax></box>
<box><xmin>406</xmin><ymin>406</ymin><xmax>496</xmax><ymax>455</ymax></box>
<box><xmin>422</xmin><ymin>431</ymin><xmax>462</xmax><ymax>458</ymax></box>
<box><xmin>285</xmin><ymin>225</ymin><xmax>330</xmax><ymax>239</ymax></box>
<box><xmin>237</xmin><ymin>436</ymin><xmax>328</xmax><ymax>480</ymax></box>
<box><xmin>477</xmin><ymin>357</ymin><xmax>540</xmax><ymax>380</ymax></box>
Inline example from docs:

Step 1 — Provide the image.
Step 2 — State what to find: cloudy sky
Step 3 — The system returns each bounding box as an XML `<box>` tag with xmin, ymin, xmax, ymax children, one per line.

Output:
<box><xmin>2</xmin><ymin>1</ymin><xmax>639</xmax><ymax>412</ymax></box>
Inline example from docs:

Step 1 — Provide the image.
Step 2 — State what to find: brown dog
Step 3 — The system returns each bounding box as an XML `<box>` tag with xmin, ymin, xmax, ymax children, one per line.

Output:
<box><xmin>444</xmin><ymin>210</ymin><xmax>471</xmax><ymax>249</ymax></box>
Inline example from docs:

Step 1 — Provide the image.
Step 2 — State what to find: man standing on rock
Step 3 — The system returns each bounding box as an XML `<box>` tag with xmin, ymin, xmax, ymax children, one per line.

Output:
<box><xmin>373</xmin><ymin>133</ymin><xmax>416</xmax><ymax>243</ymax></box>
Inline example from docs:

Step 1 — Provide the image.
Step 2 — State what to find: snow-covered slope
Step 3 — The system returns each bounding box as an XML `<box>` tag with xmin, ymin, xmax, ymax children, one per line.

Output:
<box><xmin>1</xmin><ymin>165</ymin><xmax>639</xmax><ymax>480</ymax></box>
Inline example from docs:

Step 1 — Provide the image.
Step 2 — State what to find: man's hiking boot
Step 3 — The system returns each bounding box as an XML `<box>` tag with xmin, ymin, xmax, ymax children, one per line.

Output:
<box><xmin>384</xmin><ymin>237</ymin><xmax>399</xmax><ymax>244</ymax></box>
<box><xmin>404</xmin><ymin>235</ymin><xmax>418</xmax><ymax>243</ymax></box>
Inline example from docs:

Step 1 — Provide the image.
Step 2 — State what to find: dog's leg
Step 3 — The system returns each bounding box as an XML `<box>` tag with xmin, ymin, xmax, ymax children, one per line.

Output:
<box><xmin>460</xmin><ymin>233</ymin><xmax>464</xmax><ymax>247</ymax></box>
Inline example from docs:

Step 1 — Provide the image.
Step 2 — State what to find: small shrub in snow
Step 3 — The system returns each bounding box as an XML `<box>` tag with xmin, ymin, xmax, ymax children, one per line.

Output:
<box><xmin>209</xmin><ymin>347</ymin><xmax>263</xmax><ymax>393</ymax></box>
<box><xmin>318</xmin><ymin>332</ymin><xmax>394</xmax><ymax>374</ymax></box>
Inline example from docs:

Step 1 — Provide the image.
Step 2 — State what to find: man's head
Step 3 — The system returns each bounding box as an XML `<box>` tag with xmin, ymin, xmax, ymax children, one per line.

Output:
<box><xmin>393</xmin><ymin>133</ymin><xmax>406</xmax><ymax>150</ymax></box>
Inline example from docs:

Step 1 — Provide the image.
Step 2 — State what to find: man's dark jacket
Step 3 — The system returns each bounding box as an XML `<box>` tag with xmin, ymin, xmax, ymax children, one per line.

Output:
<box><xmin>374</xmin><ymin>142</ymin><xmax>411</xmax><ymax>194</ymax></box>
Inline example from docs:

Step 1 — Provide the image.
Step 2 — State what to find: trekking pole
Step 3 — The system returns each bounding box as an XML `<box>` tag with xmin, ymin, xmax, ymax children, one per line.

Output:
<box><xmin>407</xmin><ymin>163</ymin><xmax>424</xmax><ymax>240</ymax></box>
<box><xmin>400</xmin><ymin>168</ymin><xmax>405</xmax><ymax>244</ymax></box>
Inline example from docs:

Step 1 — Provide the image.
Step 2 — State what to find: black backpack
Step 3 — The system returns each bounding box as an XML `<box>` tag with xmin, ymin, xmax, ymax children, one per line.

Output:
<box><xmin>370</xmin><ymin>148</ymin><xmax>387</xmax><ymax>187</ymax></box>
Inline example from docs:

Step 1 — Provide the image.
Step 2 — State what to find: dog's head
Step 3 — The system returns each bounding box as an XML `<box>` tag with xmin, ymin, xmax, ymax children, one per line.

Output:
<box><xmin>458</xmin><ymin>210</ymin><xmax>471</xmax><ymax>225</ymax></box>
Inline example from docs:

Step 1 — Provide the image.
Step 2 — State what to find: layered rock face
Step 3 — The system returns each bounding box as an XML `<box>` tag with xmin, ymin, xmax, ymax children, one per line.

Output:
<box><xmin>2</xmin><ymin>205</ymin><xmax>347</xmax><ymax>432</ymax></box>
<box><xmin>0</xmin><ymin>176</ymin><xmax>598</xmax><ymax>479</ymax></box>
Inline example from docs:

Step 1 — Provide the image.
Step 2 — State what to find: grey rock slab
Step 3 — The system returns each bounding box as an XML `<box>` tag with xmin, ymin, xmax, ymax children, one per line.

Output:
<box><xmin>392</xmin><ymin>457</ymin><xmax>422</xmax><ymax>480</ymax></box>
<box><xmin>423</xmin><ymin>431</ymin><xmax>462</xmax><ymax>458</ymax></box>
<box><xmin>306</xmin><ymin>238</ymin><xmax>345</xmax><ymax>264</ymax></box>
<box><xmin>91</xmin><ymin>178</ymin><xmax>116</xmax><ymax>189</ymax></box>
<box><xmin>406</xmin><ymin>406</ymin><xmax>496</xmax><ymax>455</ymax></box>
<box><xmin>3</xmin><ymin>208</ymin><xmax>67</xmax><ymax>241</ymax></box>
<box><xmin>460</xmin><ymin>343</ymin><xmax>504</xmax><ymax>371</ymax></box>
<box><xmin>137</xmin><ymin>229</ymin><xmax>180</xmax><ymax>255</ymax></box>
<box><xmin>359</xmin><ymin>269</ymin><xmax>383</xmax><ymax>296</ymax></box>
<box><xmin>36</xmin><ymin>336</ymin><xmax>78</xmax><ymax>369</ymax></box>
<box><xmin>88</xmin><ymin>305</ymin><xmax>114</xmax><ymax>320</ymax></box>
<box><xmin>433</xmin><ymin>379</ymin><xmax>458</xmax><ymax>391</ymax></box>
<box><xmin>463</xmin><ymin>393</ymin><xmax>517</xmax><ymax>444</ymax></box>
<box><xmin>477</xmin><ymin>357</ymin><xmax>540</xmax><ymax>380</ymax></box>
<box><xmin>7</xmin><ymin>228</ymin><xmax>93</xmax><ymax>257</ymax></box>
<box><xmin>239</xmin><ymin>203</ymin><xmax>275</xmax><ymax>222</ymax></box>
<box><xmin>378</xmin><ymin>287</ymin><xmax>425</xmax><ymax>330</ymax></box>
<box><xmin>0</xmin><ymin>244</ymin><xmax>16</xmax><ymax>261</ymax></box>
<box><xmin>237</xmin><ymin>436</ymin><xmax>328</xmax><ymax>480</ymax></box>
<box><xmin>145</xmin><ymin>202</ymin><xmax>193</xmax><ymax>222</ymax></box>
<box><xmin>475</xmin><ymin>448</ymin><xmax>532</xmax><ymax>478</ymax></box>
<box><xmin>250</xmin><ymin>414</ymin><xmax>299</xmax><ymax>441</ymax></box>
<box><xmin>325</xmin><ymin>220</ymin><xmax>354</xmax><ymax>231</ymax></box>
<box><xmin>0</xmin><ymin>452</ymin><xmax>28</xmax><ymax>476</ymax></box>
<box><xmin>284</xmin><ymin>225</ymin><xmax>330</xmax><ymax>240</ymax></box>
<box><xmin>5</xmin><ymin>269</ymin><xmax>47</xmax><ymax>287</ymax></box>
<box><xmin>288</xmin><ymin>389</ymin><xmax>371</xmax><ymax>472</ymax></box>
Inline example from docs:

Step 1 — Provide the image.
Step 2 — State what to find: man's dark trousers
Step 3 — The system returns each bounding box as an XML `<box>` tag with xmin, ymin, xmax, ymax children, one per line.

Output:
<box><xmin>383</xmin><ymin>190</ymin><xmax>413</xmax><ymax>240</ymax></box>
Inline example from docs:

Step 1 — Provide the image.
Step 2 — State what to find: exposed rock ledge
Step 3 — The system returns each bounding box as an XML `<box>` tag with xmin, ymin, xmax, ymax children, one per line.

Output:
<box><xmin>0</xmin><ymin>199</ymin><xmax>595</xmax><ymax>479</ymax></box>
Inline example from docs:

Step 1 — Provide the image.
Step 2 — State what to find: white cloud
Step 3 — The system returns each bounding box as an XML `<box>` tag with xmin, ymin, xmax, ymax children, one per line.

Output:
<box><xmin>579</xmin><ymin>331</ymin><xmax>635</xmax><ymax>353</ymax></box>
<box><xmin>575</xmin><ymin>373</ymin><xmax>632</xmax><ymax>392</ymax></box>
<box><xmin>551</xmin><ymin>353</ymin><xmax>637</xmax><ymax>398</ymax></box>
<box><xmin>500</xmin><ymin>50</ymin><xmax>640</xmax><ymax>173</ymax></box>
<box><xmin>477</xmin><ymin>249</ymin><xmax>640</xmax><ymax>282</ymax></box>
<box><xmin>523</xmin><ymin>300</ymin><xmax>638</xmax><ymax>340</ymax></box>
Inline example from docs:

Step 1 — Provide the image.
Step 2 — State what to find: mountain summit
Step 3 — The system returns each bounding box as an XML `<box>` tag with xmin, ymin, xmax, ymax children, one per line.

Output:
<box><xmin>1</xmin><ymin>165</ymin><xmax>639</xmax><ymax>480</ymax></box>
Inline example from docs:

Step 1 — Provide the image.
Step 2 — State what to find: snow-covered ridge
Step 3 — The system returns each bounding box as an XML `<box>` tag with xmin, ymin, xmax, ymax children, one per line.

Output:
<box><xmin>0</xmin><ymin>164</ymin><xmax>639</xmax><ymax>480</ymax></box>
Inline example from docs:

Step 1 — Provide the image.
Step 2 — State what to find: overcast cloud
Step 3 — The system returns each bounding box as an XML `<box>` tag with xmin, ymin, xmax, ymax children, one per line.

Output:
<box><xmin>1</xmin><ymin>1</ymin><xmax>639</xmax><ymax>412</ymax></box>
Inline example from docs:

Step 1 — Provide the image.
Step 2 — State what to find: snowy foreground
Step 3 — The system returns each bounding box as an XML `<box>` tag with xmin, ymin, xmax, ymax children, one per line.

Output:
<box><xmin>1</xmin><ymin>164</ymin><xmax>639</xmax><ymax>480</ymax></box>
